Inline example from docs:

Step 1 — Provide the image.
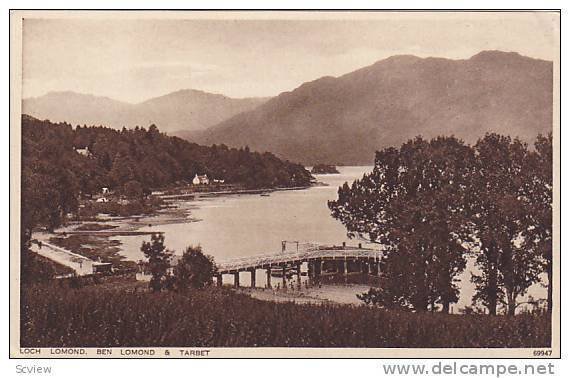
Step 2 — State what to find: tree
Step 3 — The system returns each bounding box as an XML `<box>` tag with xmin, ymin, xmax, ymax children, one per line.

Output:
<box><xmin>523</xmin><ymin>133</ymin><xmax>553</xmax><ymax>313</ymax></box>
<box><xmin>469</xmin><ymin>134</ymin><xmax>544</xmax><ymax>316</ymax></box>
<box><xmin>173</xmin><ymin>246</ymin><xmax>217</xmax><ymax>290</ymax></box>
<box><xmin>329</xmin><ymin>136</ymin><xmax>474</xmax><ymax>312</ymax></box>
<box><xmin>107</xmin><ymin>152</ymin><xmax>135</xmax><ymax>188</ymax></box>
<box><xmin>140</xmin><ymin>234</ymin><xmax>173</xmax><ymax>292</ymax></box>
<box><xmin>121</xmin><ymin>180</ymin><xmax>145</xmax><ymax>199</ymax></box>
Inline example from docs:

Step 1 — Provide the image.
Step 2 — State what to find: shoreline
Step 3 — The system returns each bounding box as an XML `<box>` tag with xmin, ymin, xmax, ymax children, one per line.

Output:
<box><xmin>237</xmin><ymin>284</ymin><xmax>372</xmax><ymax>306</ymax></box>
<box><xmin>158</xmin><ymin>184</ymin><xmax>314</xmax><ymax>200</ymax></box>
<box><xmin>68</xmin><ymin>183</ymin><xmax>318</xmax><ymax>236</ymax></box>
<box><xmin>54</xmin><ymin>230</ymin><xmax>164</xmax><ymax>236</ymax></box>
<box><xmin>38</xmin><ymin>183</ymin><xmax>317</xmax><ymax>267</ymax></box>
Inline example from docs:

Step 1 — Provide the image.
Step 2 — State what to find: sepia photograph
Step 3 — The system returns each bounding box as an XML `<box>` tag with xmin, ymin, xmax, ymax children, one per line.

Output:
<box><xmin>9</xmin><ymin>10</ymin><xmax>560</xmax><ymax>359</ymax></box>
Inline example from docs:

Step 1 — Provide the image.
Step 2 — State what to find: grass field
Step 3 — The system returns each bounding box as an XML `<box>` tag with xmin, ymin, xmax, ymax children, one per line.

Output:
<box><xmin>20</xmin><ymin>280</ymin><xmax>550</xmax><ymax>348</ymax></box>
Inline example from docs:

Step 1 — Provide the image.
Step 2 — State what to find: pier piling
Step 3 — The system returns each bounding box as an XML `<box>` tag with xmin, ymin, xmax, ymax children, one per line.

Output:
<box><xmin>316</xmin><ymin>259</ymin><xmax>322</xmax><ymax>282</ymax></box>
<box><xmin>249</xmin><ymin>268</ymin><xmax>256</xmax><ymax>288</ymax></box>
<box><xmin>266</xmin><ymin>268</ymin><xmax>272</xmax><ymax>288</ymax></box>
<box><xmin>343</xmin><ymin>257</ymin><xmax>348</xmax><ymax>283</ymax></box>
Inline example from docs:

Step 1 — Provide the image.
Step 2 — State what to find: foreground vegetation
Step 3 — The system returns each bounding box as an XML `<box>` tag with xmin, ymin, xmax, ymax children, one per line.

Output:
<box><xmin>21</xmin><ymin>281</ymin><xmax>550</xmax><ymax>348</ymax></box>
<box><xmin>21</xmin><ymin>253</ymin><xmax>75</xmax><ymax>283</ymax></box>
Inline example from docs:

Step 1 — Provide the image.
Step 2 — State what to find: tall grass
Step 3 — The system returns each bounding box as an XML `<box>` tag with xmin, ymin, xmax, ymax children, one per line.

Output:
<box><xmin>21</xmin><ymin>283</ymin><xmax>550</xmax><ymax>348</ymax></box>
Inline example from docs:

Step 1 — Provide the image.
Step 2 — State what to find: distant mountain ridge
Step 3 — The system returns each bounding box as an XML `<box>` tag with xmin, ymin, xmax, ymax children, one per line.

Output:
<box><xmin>187</xmin><ymin>51</ymin><xmax>553</xmax><ymax>165</ymax></box>
<box><xmin>23</xmin><ymin>89</ymin><xmax>268</xmax><ymax>134</ymax></box>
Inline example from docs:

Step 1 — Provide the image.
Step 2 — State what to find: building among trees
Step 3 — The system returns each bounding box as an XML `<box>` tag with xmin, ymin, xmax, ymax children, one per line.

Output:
<box><xmin>192</xmin><ymin>174</ymin><xmax>210</xmax><ymax>185</ymax></box>
<box><xmin>74</xmin><ymin>146</ymin><xmax>92</xmax><ymax>157</ymax></box>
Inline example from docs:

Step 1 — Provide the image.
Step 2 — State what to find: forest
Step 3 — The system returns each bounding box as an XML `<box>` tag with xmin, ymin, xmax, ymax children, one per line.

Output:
<box><xmin>21</xmin><ymin>115</ymin><xmax>313</xmax><ymax>243</ymax></box>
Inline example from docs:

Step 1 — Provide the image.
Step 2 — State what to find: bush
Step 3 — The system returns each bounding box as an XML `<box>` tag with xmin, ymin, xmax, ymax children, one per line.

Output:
<box><xmin>21</xmin><ymin>249</ymin><xmax>75</xmax><ymax>283</ymax></box>
<box><xmin>173</xmin><ymin>246</ymin><xmax>217</xmax><ymax>290</ymax></box>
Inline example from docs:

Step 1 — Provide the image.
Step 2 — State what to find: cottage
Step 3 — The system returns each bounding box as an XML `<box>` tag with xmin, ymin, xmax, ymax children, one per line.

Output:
<box><xmin>192</xmin><ymin>174</ymin><xmax>210</xmax><ymax>185</ymax></box>
<box><xmin>75</xmin><ymin>146</ymin><xmax>92</xmax><ymax>157</ymax></box>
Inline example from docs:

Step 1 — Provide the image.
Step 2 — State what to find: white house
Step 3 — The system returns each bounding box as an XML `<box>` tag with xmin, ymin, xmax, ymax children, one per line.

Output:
<box><xmin>75</xmin><ymin>146</ymin><xmax>92</xmax><ymax>157</ymax></box>
<box><xmin>192</xmin><ymin>174</ymin><xmax>210</xmax><ymax>185</ymax></box>
<box><xmin>101</xmin><ymin>187</ymin><xmax>110</xmax><ymax>195</ymax></box>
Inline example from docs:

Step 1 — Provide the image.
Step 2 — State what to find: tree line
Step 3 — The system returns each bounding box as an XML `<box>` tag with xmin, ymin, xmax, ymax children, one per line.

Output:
<box><xmin>21</xmin><ymin>115</ymin><xmax>313</xmax><ymax>245</ymax></box>
<box><xmin>328</xmin><ymin>133</ymin><xmax>553</xmax><ymax>315</ymax></box>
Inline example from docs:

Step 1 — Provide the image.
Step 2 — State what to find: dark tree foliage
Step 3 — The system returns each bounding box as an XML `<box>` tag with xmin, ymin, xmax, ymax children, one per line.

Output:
<box><xmin>524</xmin><ymin>134</ymin><xmax>553</xmax><ymax>313</ymax></box>
<box><xmin>329</xmin><ymin>136</ymin><xmax>475</xmax><ymax>312</ymax></box>
<box><xmin>329</xmin><ymin>133</ymin><xmax>553</xmax><ymax>316</ymax></box>
<box><xmin>140</xmin><ymin>234</ymin><xmax>173</xmax><ymax>292</ymax></box>
<box><xmin>469</xmin><ymin>134</ymin><xmax>550</xmax><ymax>316</ymax></box>
<box><xmin>20</xmin><ymin>252</ymin><xmax>58</xmax><ymax>284</ymax></box>
<box><xmin>21</xmin><ymin>115</ymin><xmax>312</xmax><ymax>244</ymax></box>
<box><xmin>121</xmin><ymin>180</ymin><xmax>146</xmax><ymax>199</ymax></box>
<box><xmin>173</xmin><ymin>246</ymin><xmax>217</xmax><ymax>290</ymax></box>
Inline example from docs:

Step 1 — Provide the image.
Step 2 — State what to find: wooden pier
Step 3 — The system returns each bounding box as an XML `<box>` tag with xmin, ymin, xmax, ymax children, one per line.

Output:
<box><xmin>215</xmin><ymin>242</ymin><xmax>383</xmax><ymax>288</ymax></box>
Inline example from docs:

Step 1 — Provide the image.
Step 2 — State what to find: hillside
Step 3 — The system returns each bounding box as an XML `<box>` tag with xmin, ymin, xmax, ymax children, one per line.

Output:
<box><xmin>22</xmin><ymin>89</ymin><xmax>268</xmax><ymax>134</ymax></box>
<box><xmin>22</xmin><ymin>115</ymin><xmax>311</xmax><ymax>194</ymax></box>
<box><xmin>189</xmin><ymin>51</ymin><xmax>553</xmax><ymax>165</ymax></box>
<box><xmin>21</xmin><ymin>115</ymin><xmax>313</xmax><ymax>240</ymax></box>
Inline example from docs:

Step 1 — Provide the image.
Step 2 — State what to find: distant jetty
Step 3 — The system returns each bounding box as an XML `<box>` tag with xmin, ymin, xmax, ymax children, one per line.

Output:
<box><xmin>311</xmin><ymin>164</ymin><xmax>340</xmax><ymax>174</ymax></box>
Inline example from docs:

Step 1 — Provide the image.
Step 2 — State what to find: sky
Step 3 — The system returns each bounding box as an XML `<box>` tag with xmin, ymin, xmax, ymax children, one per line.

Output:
<box><xmin>21</xmin><ymin>12</ymin><xmax>559</xmax><ymax>103</ymax></box>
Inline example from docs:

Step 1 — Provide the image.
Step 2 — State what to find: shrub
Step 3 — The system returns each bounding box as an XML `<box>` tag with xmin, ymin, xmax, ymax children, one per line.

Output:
<box><xmin>173</xmin><ymin>246</ymin><xmax>217</xmax><ymax>290</ymax></box>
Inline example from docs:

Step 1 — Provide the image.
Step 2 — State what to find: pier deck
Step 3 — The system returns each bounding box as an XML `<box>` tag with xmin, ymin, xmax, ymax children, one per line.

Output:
<box><xmin>215</xmin><ymin>243</ymin><xmax>384</xmax><ymax>288</ymax></box>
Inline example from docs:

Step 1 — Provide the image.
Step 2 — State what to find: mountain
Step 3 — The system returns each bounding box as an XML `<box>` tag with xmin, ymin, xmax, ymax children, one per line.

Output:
<box><xmin>22</xmin><ymin>89</ymin><xmax>268</xmax><ymax>134</ymax></box>
<box><xmin>188</xmin><ymin>51</ymin><xmax>553</xmax><ymax>165</ymax></box>
<box><xmin>22</xmin><ymin>91</ymin><xmax>133</xmax><ymax>129</ymax></box>
<box><xmin>136</xmin><ymin>90</ymin><xmax>268</xmax><ymax>132</ymax></box>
